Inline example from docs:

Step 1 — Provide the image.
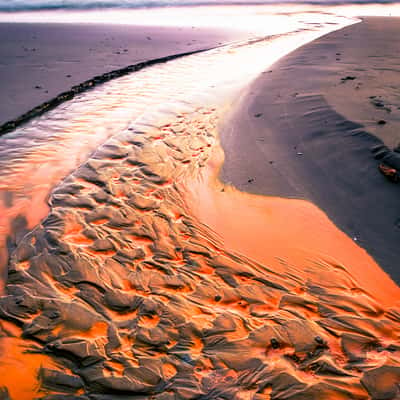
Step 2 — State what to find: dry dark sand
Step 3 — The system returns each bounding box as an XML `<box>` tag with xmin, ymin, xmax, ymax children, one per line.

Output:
<box><xmin>0</xmin><ymin>22</ymin><xmax>244</xmax><ymax>126</ymax></box>
<box><xmin>220</xmin><ymin>17</ymin><xmax>400</xmax><ymax>284</ymax></box>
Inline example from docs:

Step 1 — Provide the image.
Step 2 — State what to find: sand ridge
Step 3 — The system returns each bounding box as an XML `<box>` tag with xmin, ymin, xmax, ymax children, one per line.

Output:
<box><xmin>0</xmin><ymin>22</ymin><xmax>247</xmax><ymax>126</ymax></box>
<box><xmin>0</xmin><ymin>107</ymin><xmax>398</xmax><ymax>399</ymax></box>
<box><xmin>0</xmin><ymin>15</ymin><xmax>358</xmax><ymax>296</ymax></box>
<box><xmin>0</xmin><ymin>13</ymin><xmax>398</xmax><ymax>399</ymax></box>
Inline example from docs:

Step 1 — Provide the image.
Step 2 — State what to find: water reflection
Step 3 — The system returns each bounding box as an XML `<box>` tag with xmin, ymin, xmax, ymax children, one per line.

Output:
<box><xmin>0</xmin><ymin>12</ymin><xmax>355</xmax><ymax>294</ymax></box>
<box><xmin>1</xmin><ymin>11</ymin><xmax>400</xmax><ymax>399</ymax></box>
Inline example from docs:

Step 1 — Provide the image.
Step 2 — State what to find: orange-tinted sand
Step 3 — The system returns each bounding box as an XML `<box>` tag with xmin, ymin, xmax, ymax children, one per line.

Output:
<box><xmin>0</xmin><ymin>324</ymin><xmax>57</xmax><ymax>399</ymax></box>
<box><xmin>0</xmin><ymin>183</ymin><xmax>50</xmax><ymax>294</ymax></box>
<box><xmin>0</xmin><ymin>12</ymin><xmax>399</xmax><ymax>397</ymax></box>
<box><xmin>186</xmin><ymin>141</ymin><xmax>400</xmax><ymax>307</ymax></box>
<box><xmin>0</xmin><ymin>107</ymin><xmax>399</xmax><ymax>399</ymax></box>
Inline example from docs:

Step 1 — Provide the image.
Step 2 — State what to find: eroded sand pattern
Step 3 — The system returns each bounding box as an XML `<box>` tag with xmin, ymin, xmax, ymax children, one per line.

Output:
<box><xmin>1</xmin><ymin>107</ymin><xmax>399</xmax><ymax>399</ymax></box>
<box><xmin>0</xmin><ymin>13</ymin><xmax>356</xmax><ymax>292</ymax></box>
<box><xmin>0</xmin><ymin>12</ymin><xmax>399</xmax><ymax>400</ymax></box>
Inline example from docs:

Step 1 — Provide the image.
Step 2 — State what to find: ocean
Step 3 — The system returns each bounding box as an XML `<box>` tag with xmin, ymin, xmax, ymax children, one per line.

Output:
<box><xmin>0</xmin><ymin>0</ymin><xmax>398</xmax><ymax>12</ymax></box>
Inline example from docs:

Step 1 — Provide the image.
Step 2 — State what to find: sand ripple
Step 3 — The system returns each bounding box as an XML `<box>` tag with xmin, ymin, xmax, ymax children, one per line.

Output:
<box><xmin>1</xmin><ymin>12</ymin><xmax>398</xmax><ymax>400</ymax></box>
<box><xmin>0</xmin><ymin>107</ymin><xmax>398</xmax><ymax>399</ymax></box>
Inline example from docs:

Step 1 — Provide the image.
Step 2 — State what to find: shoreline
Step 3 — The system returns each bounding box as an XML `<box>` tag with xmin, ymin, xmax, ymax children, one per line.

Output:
<box><xmin>0</xmin><ymin>47</ymin><xmax>213</xmax><ymax>135</ymax></box>
<box><xmin>185</xmin><ymin>103</ymin><xmax>400</xmax><ymax>305</ymax></box>
<box><xmin>0</xmin><ymin>22</ymin><xmax>247</xmax><ymax>127</ymax></box>
<box><xmin>220</xmin><ymin>16</ymin><xmax>400</xmax><ymax>284</ymax></box>
<box><xmin>0</xmin><ymin>11</ymin><xmax>399</xmax><ymax>399</ymax></box>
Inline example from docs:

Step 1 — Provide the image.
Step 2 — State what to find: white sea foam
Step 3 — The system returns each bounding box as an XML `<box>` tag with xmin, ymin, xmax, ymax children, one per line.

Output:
<box><xmin>2</xmin><ymin>0</ymin><xmax>400</xmax><ymax>12</ymax></box>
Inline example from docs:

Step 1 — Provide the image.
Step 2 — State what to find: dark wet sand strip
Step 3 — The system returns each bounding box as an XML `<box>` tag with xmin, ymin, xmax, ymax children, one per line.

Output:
<box><xmin>0</xmin><ymin>22</ymin><xmax>246</xmax><ymax>126</ymax></box>
<box><xmin>0</xmin><ymin>47</ymin><xmax>212</xmax><ymax>136</ymax></box>
<box><xmin>220</xmin><ymin>17</ymin><xmax>400</xmax><ymax>283</ymax></box>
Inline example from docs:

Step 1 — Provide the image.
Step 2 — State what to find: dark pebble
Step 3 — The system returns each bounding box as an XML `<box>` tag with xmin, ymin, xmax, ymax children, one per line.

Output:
<box><xmin>48</xmin><ymin>310</ymin><xmax>61</xmax><ymax>320</ymax></box>
<box><xmin>315</xmin><ymin>336</ymin><xmax>324</xmax><ymax>345</ymax></box>
<box><xmin>341</xmin><ymin>76</ymin><xmax>356</xmax><ymax>81</ymax></box>
<box><xmin>270</xmin><ymin>338</ymin><xmax>280</xmax><ymax>349</ymax></box>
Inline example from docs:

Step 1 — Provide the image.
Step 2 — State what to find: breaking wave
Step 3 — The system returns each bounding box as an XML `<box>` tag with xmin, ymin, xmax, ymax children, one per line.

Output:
<box><xmin>0</xmin><ymin>0</ymin><xmax>399</xmax><ymax>12</ymax></box>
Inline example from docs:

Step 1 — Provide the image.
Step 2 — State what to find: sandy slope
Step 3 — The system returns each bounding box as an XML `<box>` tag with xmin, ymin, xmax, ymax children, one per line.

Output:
<box><xmin>220</xmin><ymin>17</ymin><xmax>400</xmax><ymax>283</ymax></box>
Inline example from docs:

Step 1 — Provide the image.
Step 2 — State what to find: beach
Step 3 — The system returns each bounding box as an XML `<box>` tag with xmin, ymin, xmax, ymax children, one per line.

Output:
<box><xmin>220</xmin><ymin>17</ymin><xmax>400</xmax><ymax>282</ymax></box>
<box><xmin>0</xmin><ymin>5</ymin><xmax>399</xmax><ymax>400</ymax></box>
<box><xmin>0</xmin><ymin>22</ymin><xmax>246</xmax><ymax>126</ymax></box>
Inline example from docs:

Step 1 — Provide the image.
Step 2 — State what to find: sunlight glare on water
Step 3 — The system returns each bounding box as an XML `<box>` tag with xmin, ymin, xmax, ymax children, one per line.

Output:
<box><xmin>1</xmin><ymin>8</ymin><xmax>400</xmax><ymax>398</ymax></box>
<box><xmin>0</xmin><ymin>9</ymin><xmax>358</xmax><ymax>292</ymax></box>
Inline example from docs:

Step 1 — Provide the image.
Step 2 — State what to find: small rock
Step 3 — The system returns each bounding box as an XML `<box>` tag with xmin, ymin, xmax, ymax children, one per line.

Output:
<box><xmin>386</xmin><ymin>344</ymin><xmax>398</xmax><ymax>352</ymax></box>
<box><xmin>247</xmin><ymin>178</ymin><xmax>254</xmax><ymax>183</ymax></box>
<box><xmin>315</xmin><ymin>336</ymin><xmax>325</xmax><ymax>345</ymax></box>
<box><xmin>270</xmin><ymin>338</ymin><xmax>280</xmax><ymax>349</ymax></box>
<box><xmin>379</xmin><ymin>163</ymin><xmax>399</xmax><ymax>183</ymax></box>
<box><xmin>341</xmin><ymin>76</ymin><xmax>356</xmax><ymax>82</ymax></box>
<box><xmin>48</xmin><ymin>310</ymin><xmax>61</xmax><ymax>320</ymax></box>
<box><xmin>254</xmin><ymin>113</ymin><xmax>263</xmax><ymax>118</ymax></box>
<box><xmin>0</xmin><ymin>387</ymin><xmax>11</xmax><ymax>400</ymax></box>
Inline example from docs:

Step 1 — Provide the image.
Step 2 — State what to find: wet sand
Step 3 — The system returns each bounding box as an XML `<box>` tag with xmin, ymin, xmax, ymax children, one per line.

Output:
<box><xmin>220</xmin><ymin>17</ymin><xmax>400</xmax><ymax>284</ymax></box>
<box><xmin>0</xmin><ymin>21</ymin><xmax>247</xmax><ymax>300</ymax></box>
<box><xmin>0</xmin><ymin>13</ymin><xmax>355</xmax><ymax>296</ymax></box>
<box><xmin>0</xmin><ymin>22</ymin><xmax>245</xmax><ymax>126</ymax></box>
<box><xmin>0</xmin><ymin>11</ymin><xmax>399</xmax><ymax>400</ymax></box>
<box><xmin>1</xmin><ymin>104</ymin><xmax>398</xmax><ymax>399</ymax></box>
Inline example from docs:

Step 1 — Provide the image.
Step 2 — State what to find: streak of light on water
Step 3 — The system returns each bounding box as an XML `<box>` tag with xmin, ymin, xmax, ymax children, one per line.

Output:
<box><xmin>0</xmin><ymin>11</ymin><xmax>358</xmax><ymax>291</ymax></box>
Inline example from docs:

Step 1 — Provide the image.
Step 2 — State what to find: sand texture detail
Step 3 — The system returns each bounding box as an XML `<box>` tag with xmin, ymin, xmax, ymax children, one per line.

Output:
<box><xmin>0</xmin><ymin>108</ymin><xmax>399</xmax><ymax>399</ymax></box>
